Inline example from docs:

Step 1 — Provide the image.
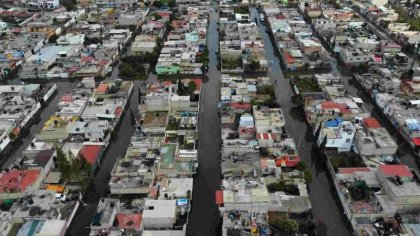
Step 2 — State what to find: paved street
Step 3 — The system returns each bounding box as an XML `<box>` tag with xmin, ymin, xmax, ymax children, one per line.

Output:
<box><xmin>187</xmin><ymin>10</ymin><xmax>222</xmax><ymax>236</ymax></box>
<box><xmin>67</xmin><ymin>80</ymin><xmax>139</xmax><ymax>236</ymax></box>
<box><xmin>252</xmin><ymin>8</ymin><xmax>353</xmax><ymax>236</ymax></box>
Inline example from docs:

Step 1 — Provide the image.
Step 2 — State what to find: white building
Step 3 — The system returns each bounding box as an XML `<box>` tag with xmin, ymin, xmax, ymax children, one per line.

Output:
<box><xmin>28</xmin><ymin>0</ymin><xmax>60</xmax><ymax>9</ymax></box>
<box><xmin>317</xmin><ymin>118</ymin><xmax>355</xmax><ymax>152</ymax></box>
<box><xmin>339</xmin><ymin>48</ymin><xmax>371</xmax><ymax>65</ymax></box>
<box><xmin>142</xmin><ymin>200</ymin><xmax>177</xmax><ymax>230</ymax></box>
<box><xmin>368</xmin><ymin>0</ymin><xmax>389</xmax><ymax>6</ymax></box>
<box><xmin>94</xmin><ymin>0</ymin><xmax>138</xmax><ymax>8</ymax></box>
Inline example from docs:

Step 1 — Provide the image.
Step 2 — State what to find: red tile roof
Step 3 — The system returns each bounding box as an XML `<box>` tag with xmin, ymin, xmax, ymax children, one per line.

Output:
<box><xmin>215</xmin><ymin>190</ymin><xmax>224</xmax><ymax>205</ymax></box>
<box><xmin>12</xmin><ymin>127</ymin><xmax>20</xmax><ymax>136</ymax></box>
<box><xmin>284</xmin><ymin>52</ymin><xmax>294</xmax><ymax>64</ymax></box>
<box><xmin>98</xmin><ymin>59</ymin><xmax>109</xmax><ymax>66</ymax></box>
<box><xmin>0</xmin><ymin>11</ymin><xmax>17</xmax><ymax>16</ymax></box>
<box><xmin>80</xmin><ymin>145</ymin><xmax>102</xmax><ymax>165</ymax></box>
<box><xmin>338</xmin><ymin>167</ymin><xmax>370</xmax><ymax>174</ymax></box>
<box><xmin>231</xmin><ymin>102</ymin><xmax>251</xmax><ymax>110</ymax></box>
<box><xmin>321</xmin><ymin>101</ymin><xmax>351</xmax><ymax>114</ymax></box>
<box><xmin>60</xmin><ymin>94</ymin><xmax>73</xmax><ymax>102</ymax></box>
<box><xmin>149</xmin><ymin>186</ymin><xmax>158</xmax><ymax>197</ymax></box>
<box><xmin>157</xmin><ymin>12</ymin><xmax>170</xmax><ymax>17</ymax></box>
<box><xmin>239</xmin><ymin>127</ymin><xmax>255</xmax><ymax>134</ymax></box>
<box><xmin>181</xmin><ymin>78</ymin><xmax>202</xmax><ymax>92</ymax></box>
<box><xmin>14</xmin><ymin>11</ymin><xmax>30</xmax><ymax>18</ymax></box>
<box><xmin>117</xmin><ymin>214</ymin><xmax>142</xmax><ymax>230</ymax></box>
<box><xmin>378</xmin><ymin>165</ymin><xmax>413</xmax><ymax>178</ymax></box>
<box><xmin>191</xmin><ymin>79</ymin><xmax>202</xmax><ymax>92</ymax></box>
<box><xmin>260</xmin><ymin>158</ymin><xmax>269</xmax><ymax>169</ymax></box>
<box><xmin>11</xmin><ymin>28</ymin><xmax>21</xmax><ymax>33</ymax></box>
<box><xmin>256</xmin><ymin>133</ymin><xmax>276</xmax><ymax>140</ymax></box>
<box><xmin>81</xmin><ymin>56</ymin><xmax>94</xmax><ymax>63</ymax></box>
<box><xmin>363</xmin><ymin>117</ymin><xmax>381</xmax><ymax>129</ymax></box>
<box><xmin>96</xmin><ymin>84</ymin><xmax>108</xmax><ymax>94</ymax></box>
<box><xmin>0</xmin><ymin>170</ymin><xmax>40</xmax><ymax>193</ymax></box>
<box><xmin>114</xmin><ymin>106</ymin><xmax>123</xmax><ymax>117</ymax></box>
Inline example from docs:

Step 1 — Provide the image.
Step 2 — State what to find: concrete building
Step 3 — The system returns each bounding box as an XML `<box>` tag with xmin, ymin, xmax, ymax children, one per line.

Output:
<box><xmin>253</xmin><ymin>106</ymin><xmax>285</xmax><ymax>135</ymax></box>
<box><xmin>36</xmin><ymin>116</ymin><xmax>78</xmax><ymax>141</ymax></box>
<box><xmin>140</xmin><ymin>82</ymin><xmax>173</xmax><ymax>112</ymax></box>
<box><xmin>142</xmin><ymin>200</ymin><xmax>177</xmax><ymax>230</ymax></box>
<box><xmin>109</xmin><ymin>152</ymin><xmax>154</xmax><ymax>195</ymax></box>
<box><xmin>90</xmin><ymin>198</ymin><xmax>119</xmax><ymax>231</ymax></box>
<box><xmin>0</xmin><ymin>170</ymin><xmax>43</xmax><ymax>200</ymax></box>
<box><xmin>28</xmin><ymin>0</ymin><xmax>60</xmax><ymax>9</ymax></box>
<box><xmin>354</xmin><ymin>118</ymin><xmax>398</xmax><ymax>156</ymax></box>
<box><xmin>238</xmin><ymin>113</ymin><xmax>255</xmax><ymax>140</ymax></box>
<box><xmin>317</xmin><ymin>118</ymin><xmax>355</xmax><ymax>153</ymax></box>
<box><xmin>339</xmin><ymin>48</ymin><xmax>371</xmax><ymax>66</ymax></box>
<box><xmin>305</xmin><ymin>100</ymin><xmax>368</xmax><ymax>125</ymax></box>
<box><xmin>94</xmin><ymin>0</ymin><xmax>138</xmax><ymax>8</ymax></box>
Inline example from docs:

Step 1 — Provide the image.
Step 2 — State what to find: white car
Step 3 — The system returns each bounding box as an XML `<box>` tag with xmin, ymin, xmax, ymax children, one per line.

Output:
<box><xmin>107</xmin><ymin>67</ymin><xmax>113</xmax><ymax>73</ymax></box>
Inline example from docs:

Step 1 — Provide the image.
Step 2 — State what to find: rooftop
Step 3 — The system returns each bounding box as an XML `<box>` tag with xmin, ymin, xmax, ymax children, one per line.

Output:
<box><xmin>80</xmin><ymin>144</ymin><xmax>103</xmax><ymax>165</ymax></box>
<box><xmin>143</xmin><ymin>111</ymin><xmax>168</xmax><ymax>128</ymax></box>
<box><xmin>159</xmin><ymin>178</ymin><xmax>193</xmax><ymax>200</ymax></box>
<box><xmin>378</xmin><ymin>165</ymin><xmax>413</xmax><ymax>178</ymax></box>
<box><xmin>116</xmin><ymin>213</ymin><xmax>142</xmax><ymax>230</ymax></box>
<box><xmin>0</xmin><ymin>169</ymin><xmax>40</xmax><ymax>194</ymax></box>
<box><xmin>143</xmin><ymin>199</ymin><xmax>176</xmax><ymax>220</ymax></box>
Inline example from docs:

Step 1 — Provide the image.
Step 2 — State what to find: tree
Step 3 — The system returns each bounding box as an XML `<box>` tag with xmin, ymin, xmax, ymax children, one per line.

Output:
<box><xmin>153</xmin><ymin>1</ymin><xmax>163</xmax><ymax>8</ymax></box>
<box><xmin>314</xmin><ymin>121</ymin><xmax>322</xmax><ymax>141</ymax></box>
<box><xmin>177</xmin><ymin>79</ymin><xmax>185</xmax><ymax>95</ymax></box>
<box><xmin>168</xmin><ymin>0</ymin><xmax>176</xmax><ymax>7</ymax></box>
<box><xmin>274</xmin><ymin>217</ymin><xmax>299</xmax><ymax>235</ymax></box>
<box><xmin>48</xmin><ymin>34</ymin><xmax>59</xmax><ymax>43</ymax></box>
<box><xmin>249</xmin><ymin>60</ymin><xmax>261</xmax><ymax>71</ymax></box>
<box><xmin>406</xmin><ymin>0</ymin><xmax>412</xmax><ymax>7</ymax></box>
<box><xmin>55</xmin><ymin>147</ymin><xmax>72</xmax><ymax>182</ymax></box>
<box><xmin>8</xmin><ymin>132</ymin><xmax>16</xmax><ymax>140</ymax></box>
<box><xmin>187</xmin><ymin>81</ymin><xmax>197</xmax><ymax>94</ymax></box>
<box><xmin>165</xmin><ymin>21</ymin><xmax>173</xmax><ymax>31</ymax></box>
<box><xmin>60</xmin><ymin>0</ymin><xmax>76</xmax><ymax>11</ymax></box>
<box><xmin>296</xmin><ymin>161</ymin><xmax>307</xmax><ymax>171</ymax></box>
<box><xmin>154</xmin><ymin>12</ymin><xmax>162</xmax><ymax>20</ymax></box>
<box><xmin>304</xmin><ymin>169</ymin><xmax>313</xmax><ymax>184</ymax></box>
<box><xmin>78</xmin><ymin>155</ymin><xmax>93</xmax><ymax>190</ymax></box>
<box><xmin>55</xmin><ymin>146</ymin><xmax>93</xmax><ymax>190</ymax></box>
<box><xmin>119</xmin><ymin>63</ymin><xmax>138</xmax><ymax>78</ymax></box>
<box><xmin>128</xmin><ymin>25</ymin><xmax>137</xmax><ymax>32</ymax></box>
<box><xmin>320</xmin><ymin>135</ymin><xmax>328</xmax><ymax>150</ymax></box>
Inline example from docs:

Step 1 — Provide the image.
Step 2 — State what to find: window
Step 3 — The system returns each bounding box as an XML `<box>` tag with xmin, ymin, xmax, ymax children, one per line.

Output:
<box><xmin>346</xmin><ymin>138</ymin><xmax>351</xmax><ymax>143</ymax></box>
<box><xmin>289</xmin><ymin>156</ymin><xmax>296</xmax><ymax>161</ymax></box>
